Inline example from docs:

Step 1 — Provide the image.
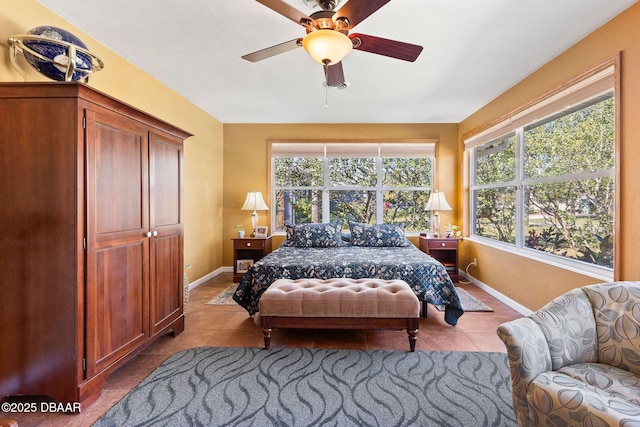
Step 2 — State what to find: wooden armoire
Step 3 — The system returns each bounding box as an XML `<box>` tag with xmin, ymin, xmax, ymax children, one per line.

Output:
<box><xmin>0</xmin><ymin>83</ymin><xmax>192</xmax><ymax>407</ymax></box>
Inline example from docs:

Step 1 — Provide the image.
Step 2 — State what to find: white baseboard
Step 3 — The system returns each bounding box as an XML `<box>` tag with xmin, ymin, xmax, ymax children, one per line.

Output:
<box><xmin>459</xmin><ymin>270</ymin><xmax>532</xmax><ymax>316</ymax></box>
<box><xmin>187</xmin><ymin>266</ymin><xmax>232</xmax><ymax>290</ymax></box>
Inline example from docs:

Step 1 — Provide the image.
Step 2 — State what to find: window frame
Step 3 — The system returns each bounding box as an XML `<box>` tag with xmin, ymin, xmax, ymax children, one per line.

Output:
<box><xmin>269</xmin><ymin>139</ymin><xmax>438</xmax><ymax>235</ymax></box>
<box><xmin>464</xmin><ymin>57</ymin><xmax>621</xmax><ymax>281</ymax></box>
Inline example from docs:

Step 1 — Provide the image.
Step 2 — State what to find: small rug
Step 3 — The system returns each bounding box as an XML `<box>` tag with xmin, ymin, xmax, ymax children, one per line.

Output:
<box><xmin>436</xmin><ymin>287</ymin><xmax>493</xmax><ymax>312</ymax></box>
<box><xmin>93</xmin><ymin>347</ymin><xmax>516</xmax><ymax>427</ymax></box>
<box><xmin>206</xmin><ymin>284</ymin><xmax>238</xmax><ymax>305</ymax></box>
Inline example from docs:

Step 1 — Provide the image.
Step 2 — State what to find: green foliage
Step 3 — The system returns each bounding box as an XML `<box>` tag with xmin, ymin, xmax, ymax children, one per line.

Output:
<box><xmin>382</xmin><ymin>158</ymin><xmax>432</xmax><ymax>187</ymax></box>
<box><xmin>274</xmin><ymin>157</ymin><xmax>323</xmax><ymax>186</ymax></box>
<box><xmin>330</xmin><ymin>158</ymin><xmax>376</xmax><ymax>186</ymax></box>
<box><xmin>524</xmin><ymin>98</ymin><xmax>615</xmax><ymax>178</ymax></box>
<box><xmin>475</xmin><ymin>187</ymin><xmax>516</xmax><ymax>243</ymax></box>
<box><xmin>525</xmin><ymin>227</ymin><xmax>568</xmax><ymax>255</ymax></box>
<box><xmin>475</xmin><ymin>135</ymin><xmax>517</xmax><ymax>185</ymax></box>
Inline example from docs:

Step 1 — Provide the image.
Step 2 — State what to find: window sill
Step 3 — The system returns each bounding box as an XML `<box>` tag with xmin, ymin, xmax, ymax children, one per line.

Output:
<box><xmin>465</xmin><ymin>235</ymin><xmax>614</xmax><ymax>282</ymax></box>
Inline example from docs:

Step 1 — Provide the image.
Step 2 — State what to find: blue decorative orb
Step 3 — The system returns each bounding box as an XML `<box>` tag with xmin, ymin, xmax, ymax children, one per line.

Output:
<box><xmin>22</xmin><ymin>26</ymin><xmax>93</xmax><ymax>81</ymax></box>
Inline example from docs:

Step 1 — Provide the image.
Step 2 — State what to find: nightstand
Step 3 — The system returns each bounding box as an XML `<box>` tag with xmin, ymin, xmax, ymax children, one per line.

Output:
<box><xmin>232</xmin><ymin>236</ymin><xmax>272</xmax><ymax>282</ymax></box>
<box><xmin>419</xmin><ymin>237</ymin><xmax>461</xmax><ymax>282</ymax></box>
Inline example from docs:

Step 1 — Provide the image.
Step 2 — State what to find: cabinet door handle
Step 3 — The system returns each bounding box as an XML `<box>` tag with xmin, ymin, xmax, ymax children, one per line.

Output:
<box><xmin>153</xmin><ymin>230</ymin><xmax>158</xmax><ymax>236</ymax></box>
<box><xmin>146</xmin><ymin>231</ymin><xmax>153</xmax><ymax>238</ymax></box>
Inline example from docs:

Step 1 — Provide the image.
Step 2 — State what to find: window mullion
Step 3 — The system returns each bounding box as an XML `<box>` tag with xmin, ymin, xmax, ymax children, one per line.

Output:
<box><xmin>515</xmin><ymin>128</ymin><xmax>525</xmax><ymax>249</ymax></box>
<box><xmin>322</xmin><ymin>156</ymin><xmax>330</xmax><ymax>223</ymax></box>
<box><xmin>376</xmin><ymin>157</ymin><xmax>383</xmax><ymax>223</ymax></box>
<box><xmin>469</xmin><ymin>149</ymin><xmax>477</xmax><ymax>235</ymax></box>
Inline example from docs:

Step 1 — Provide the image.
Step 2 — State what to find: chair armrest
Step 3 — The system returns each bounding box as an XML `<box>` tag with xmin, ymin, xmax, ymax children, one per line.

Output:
<box><xmin>497</xmin><ymin>317</ymin><xmax>552</xmax><ymax>425</ymax></box>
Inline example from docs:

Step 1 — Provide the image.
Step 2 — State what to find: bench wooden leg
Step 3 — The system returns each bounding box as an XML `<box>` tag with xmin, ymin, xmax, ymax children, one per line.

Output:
<box><xmin>261</xmin><ymin>316</ymin><xmax>273</xmax><ymax>349</ymax></box>
<box><xmin>407</xmin><ymin>318</ymin><xmax>419</xmax><ymax>352</ymax></box>
<box><xmin>407</xmin><ymin>329</ymin><xmax>418</xmax><ymax>352</ymax></box>
<box><xmin>262</xmin><ymin>328</ymin><xmax>272</xmax><ymax>349</ymax></box>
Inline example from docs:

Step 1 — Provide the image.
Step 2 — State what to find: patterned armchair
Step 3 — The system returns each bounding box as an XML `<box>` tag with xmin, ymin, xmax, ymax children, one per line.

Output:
<box><xmin>497</xmin><ymin>281</ymin><xmax>640</xmax><ymax>427</ymax></box>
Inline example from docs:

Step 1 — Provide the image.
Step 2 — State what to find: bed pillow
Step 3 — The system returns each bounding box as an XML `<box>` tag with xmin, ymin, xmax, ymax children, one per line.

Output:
<box><xmin>348</xmin><ymin>221</ymin><xmax>409</xmax><ymax>247</ymax></box>
<box><xmin>283</xmin><ymin>221</ymin><xmax>344</xmax><ymax>247</ymax></box>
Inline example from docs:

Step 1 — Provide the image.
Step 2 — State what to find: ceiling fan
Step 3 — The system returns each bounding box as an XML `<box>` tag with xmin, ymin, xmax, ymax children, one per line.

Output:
<box><xmin>242</xmin><ymin>0</ymin><xmax>423</xmax><ymax>87</ymax></box>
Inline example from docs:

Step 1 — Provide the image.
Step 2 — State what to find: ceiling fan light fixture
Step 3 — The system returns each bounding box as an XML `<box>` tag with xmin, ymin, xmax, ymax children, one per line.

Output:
<box><xmin>302</xmin><ymin>30</ymin><xmax>352</xmax><ymax>65</ymax></box>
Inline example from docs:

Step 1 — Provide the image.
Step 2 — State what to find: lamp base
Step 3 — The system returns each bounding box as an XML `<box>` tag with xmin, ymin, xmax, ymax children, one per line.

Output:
<box><xmin>251</xmin><ymin>211</ymin><xmax>258</xmax><ymax>237</ymax></box>
<box><xmin>431</xmin><ymin>212</ymin><xmax>441</xmax><ymax>237</ymax></box>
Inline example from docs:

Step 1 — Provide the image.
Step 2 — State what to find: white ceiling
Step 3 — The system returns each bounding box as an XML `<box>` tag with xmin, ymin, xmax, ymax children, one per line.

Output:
<box><xmin>37</xmin><ymin>0</ymin><xmax>636</xmax><ymax>124</ymax></box>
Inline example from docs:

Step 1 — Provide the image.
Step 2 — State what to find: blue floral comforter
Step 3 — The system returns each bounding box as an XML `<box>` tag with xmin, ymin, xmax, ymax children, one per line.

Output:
<box><xmin>232</xmin><ymin>244</ymin><xmax>464</xmax><ymax>325</ymax></box>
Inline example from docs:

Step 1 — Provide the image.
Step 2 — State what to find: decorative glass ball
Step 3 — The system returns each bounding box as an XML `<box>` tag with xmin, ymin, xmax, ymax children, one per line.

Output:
<box><xmin>22</xmin><ymin>26</ymin><xmax>93</xmax><ymax>81</ymax></box>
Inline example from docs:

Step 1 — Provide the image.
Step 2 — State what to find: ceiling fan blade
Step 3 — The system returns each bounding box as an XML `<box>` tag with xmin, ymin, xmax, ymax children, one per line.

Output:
<box><xmin>256</xmin><ymin>0</ymin><xmax>313</xmax><ymax>27</ymax></box>
<box><xmin>242</xmin><ymin>38</ymin><xmax>302</xmax><ymax>62</ymax></box>
<box><xmin>351</xmin><ymin>33</ymin><xmax>423</xmax><ymax>62</ymax></box>
<box><xmin>325</xmin><ymin>62</ymin><xmax>345</xmax><ymax>87</ymax></box>
<box><xmin>334</xmin><ymin>0</ymin><xmax>390</xmax><ymax>30</ymax></box>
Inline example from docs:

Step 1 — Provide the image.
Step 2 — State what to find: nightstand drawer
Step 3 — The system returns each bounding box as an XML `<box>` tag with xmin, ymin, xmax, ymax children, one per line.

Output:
<box><xmin>427</xmin><ymin>239</ymin><xmax>458</xmax><ymax>249</ymax></box>
<box><xmin>234</xmin><ymin>239</ymin><xmax>266</xmax><ymax>250</ymax></box>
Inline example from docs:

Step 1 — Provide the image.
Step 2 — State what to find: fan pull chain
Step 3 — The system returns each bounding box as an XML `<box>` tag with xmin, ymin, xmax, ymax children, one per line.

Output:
<box><xmin>325</xmin><ymin>83</ymin><xmax>329</xmax><ymax>109</ymax></box>
<box><xmin>323</xmin><ymin>60</ymin><xmax>330</xmax><ymax>109</ymax></box>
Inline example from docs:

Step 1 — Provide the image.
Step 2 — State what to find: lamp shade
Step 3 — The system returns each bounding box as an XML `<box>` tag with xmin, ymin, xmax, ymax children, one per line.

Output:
<box><xmin>424</xmin><ymin>191</ymin><xmax>452</xmax><ymax>211</ymax></box>
<box><xmin>302</xmin><ymin>30</ymin><xmax>353</xmax><ymax>64</ymax></box>
<box><xmin>241</xmin><ymin>191</ymin><xmax>269</xmax><ymax>211</ymax></box>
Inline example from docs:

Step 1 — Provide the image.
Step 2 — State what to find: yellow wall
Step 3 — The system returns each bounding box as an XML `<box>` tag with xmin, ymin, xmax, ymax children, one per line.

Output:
<box><xmin>222</xmin><ymin>123</ymin><xmax>459</xmax><ymax>266</ymax></box>
<box><xmin>458</xmin><ymin>3</ymin><xmax>640</xmax><ymax>310</ymax></box>
<box><xmin>0</xmin><ymin>0</ymin><xmax>225</xmax><ymax>282</ymax></box>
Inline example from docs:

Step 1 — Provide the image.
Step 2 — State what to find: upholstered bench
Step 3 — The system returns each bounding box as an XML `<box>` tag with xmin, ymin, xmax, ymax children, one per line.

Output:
<box><xmin>259</xmin><ymin>278</ymin><xmax>420</xmax><ymax>351</ymax></box>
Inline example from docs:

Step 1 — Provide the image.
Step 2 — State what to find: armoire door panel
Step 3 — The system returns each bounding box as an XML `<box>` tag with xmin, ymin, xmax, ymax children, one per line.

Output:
<box><xmin>92</xmin><ymin>120</ymin><xmax>148</xmax><ymax>235</ymax></box>
<box><xmin>150</xmin><ymin>234</ymin><xmax>182</xmax><ymax>333</ymax></box>
<box><xmin>90</xmin><ymin>242</ymin><xmax>148</xmax><ymax>375</ymax></box>
<box><xmin>150</xmin><ymin>133</ymin><xmax>182</xmax><ymax>227</ymax></box>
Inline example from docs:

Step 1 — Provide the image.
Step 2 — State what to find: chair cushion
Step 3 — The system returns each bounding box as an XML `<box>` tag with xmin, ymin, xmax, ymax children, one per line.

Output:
<box><xmin>259</xmin><ymin>278</ymin><xmax>420</xmax><ymax>318</ymax></box>
<box><xmin>529</xmin><ymin>371</ymin><xmax>640</xmax><ymax>426</ymax></box>
<box><xmin>558</xmin><ymin>363</ymin><xmax>640</xmax><ymax>406</ymax></box>
<box><xmin>583</xmin><ymin>282</ymin><xmax>640</xmax><ymax>376</ymax></box>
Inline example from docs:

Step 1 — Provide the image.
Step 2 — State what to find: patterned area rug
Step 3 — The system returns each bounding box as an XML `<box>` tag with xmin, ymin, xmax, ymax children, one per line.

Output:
<box><xmin>206</xmin><ymin>284</ymin><xmax>238</xmax><ymax>305</ymax></box>
<box><xmin>436</xmin><ymin>287</ymin><xmax>493</xmax><ymax>312</ymax></box>
<box><xmin>93</xmin><ymin>347</ymin><xmax>516</xmax><ymax>427</ymax></box>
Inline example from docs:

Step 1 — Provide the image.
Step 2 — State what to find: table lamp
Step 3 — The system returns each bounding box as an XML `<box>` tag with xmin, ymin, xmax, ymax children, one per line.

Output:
<box><xmin>424</xmin><ymin>190</ymin><xmax>452</xmax><ymax>237</ymax></box>
<box><xmin>241</xmin><ymin>190</ymin><xmax>269</xmax><ymax>237</ymax></box>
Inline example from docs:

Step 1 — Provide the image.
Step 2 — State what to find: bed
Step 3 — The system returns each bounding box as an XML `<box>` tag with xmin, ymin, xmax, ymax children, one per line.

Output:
<box><xmin>232</xmin><ymin>221</ymin><xmax>464</xmax><ymax>326</ymax></box>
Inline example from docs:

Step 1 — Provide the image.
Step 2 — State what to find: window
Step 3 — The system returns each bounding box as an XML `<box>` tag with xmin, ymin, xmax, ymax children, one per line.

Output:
<box><xmin>467</xmin><ymin>64</ymin><xmax>616</xmax><ymax>276</ymax></box>
<box><xmin>271</xmin><ymin>141</ymin><xmax>435</xmax><ymax>233</ymax></box>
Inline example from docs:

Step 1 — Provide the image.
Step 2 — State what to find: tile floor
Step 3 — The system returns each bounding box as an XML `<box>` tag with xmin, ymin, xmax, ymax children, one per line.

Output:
<box><xmin>5</xmin><ymin>273</ymin><xmax>522</xmax><ymax>426</ymax></box>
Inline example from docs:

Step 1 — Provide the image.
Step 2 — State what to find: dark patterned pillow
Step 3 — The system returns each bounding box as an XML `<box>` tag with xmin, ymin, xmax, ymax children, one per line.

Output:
<box><xmin>283</xmin><ymin>221</ymin><xmax>344</xmax><ymax>247</ymax></box>
<box><xmin>348</xmin><ymin>221</ymin><xmax>409</xmax><ymax>247</ymax></box>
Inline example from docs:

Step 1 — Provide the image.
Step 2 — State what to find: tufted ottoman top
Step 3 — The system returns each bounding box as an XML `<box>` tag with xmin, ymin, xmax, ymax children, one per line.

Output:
<box><xmin>259</xmin><ymin>278</ymin><xmax>420</xmax><ymax>318</ymax></box>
